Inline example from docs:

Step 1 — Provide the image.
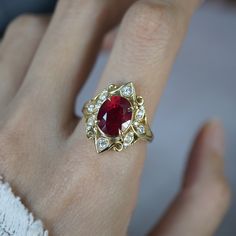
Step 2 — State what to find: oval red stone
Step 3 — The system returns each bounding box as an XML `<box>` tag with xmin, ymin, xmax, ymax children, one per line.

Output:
<box><xmin>97</xmin><ymin>96</ymin><xmax>132</xmax><ymax>137</ymax></box>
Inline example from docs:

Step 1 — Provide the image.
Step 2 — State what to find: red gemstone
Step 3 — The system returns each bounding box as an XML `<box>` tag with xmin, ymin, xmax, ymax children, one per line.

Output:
<box><xmin>97</xmin><ymin>96</ymin><xmax>132</xmax><ymax>137</ymax></box>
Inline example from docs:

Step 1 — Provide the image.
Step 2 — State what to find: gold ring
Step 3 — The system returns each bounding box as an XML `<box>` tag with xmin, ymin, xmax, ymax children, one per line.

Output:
<box><xmin>82</xmin><ymin>82</ymin><xmax>153</xmax><ymax>153</ymax></box>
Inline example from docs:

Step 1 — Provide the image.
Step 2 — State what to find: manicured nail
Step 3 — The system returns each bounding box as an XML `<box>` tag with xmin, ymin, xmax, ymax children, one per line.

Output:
<box><xmin>204</xmin><ymin>119</ymin><xmax>224</xmax><ymax>157</ymax></box>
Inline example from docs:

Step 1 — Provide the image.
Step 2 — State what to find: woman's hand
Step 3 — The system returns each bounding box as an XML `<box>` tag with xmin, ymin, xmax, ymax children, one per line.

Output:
<box><xmin>0</xmin><ymin>0</ymin><xmax>231</xmax><ymax>235</ymax></box>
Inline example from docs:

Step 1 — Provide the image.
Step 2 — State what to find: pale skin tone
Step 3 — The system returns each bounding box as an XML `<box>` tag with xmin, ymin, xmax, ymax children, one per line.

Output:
<box><xmin>0</xmin><ymin>0</ymin><xmax>231</xmax><ymax>235</ymax></box>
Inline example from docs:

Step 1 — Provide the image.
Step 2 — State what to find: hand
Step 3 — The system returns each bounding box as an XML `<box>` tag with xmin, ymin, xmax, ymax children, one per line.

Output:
<box><xmin>0</xmin><ymin>0</ymin><xmax>231</xmax><ymax>235</ymax></box>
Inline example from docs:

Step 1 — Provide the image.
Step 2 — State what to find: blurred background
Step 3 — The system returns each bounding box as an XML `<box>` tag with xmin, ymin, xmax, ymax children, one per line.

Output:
<box><xmin>0</xmin><ymin>0</ymin><xmax>235</xmax><ymax>235</ymax></box>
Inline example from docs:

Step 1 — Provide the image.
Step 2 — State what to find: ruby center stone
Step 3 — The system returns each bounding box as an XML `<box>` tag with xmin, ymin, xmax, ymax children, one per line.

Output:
<box><xmin>97</xmin><ymin>96</ymin><xmax>132</xmax><ymax>137</ymax></box>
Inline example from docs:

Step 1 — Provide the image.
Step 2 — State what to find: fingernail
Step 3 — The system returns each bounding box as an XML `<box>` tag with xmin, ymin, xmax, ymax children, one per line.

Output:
<box><xmin>203</xmin><ymin>119</ymin><xmax>225</xmax><ymax>157</ymax></box>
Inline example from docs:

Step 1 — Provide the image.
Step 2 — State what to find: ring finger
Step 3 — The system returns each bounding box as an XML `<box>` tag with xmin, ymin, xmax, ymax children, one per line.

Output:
<box><xmin>71</xmin><ymin>0</ymin><xmax>202</xmax><ymax>210</ymax></box>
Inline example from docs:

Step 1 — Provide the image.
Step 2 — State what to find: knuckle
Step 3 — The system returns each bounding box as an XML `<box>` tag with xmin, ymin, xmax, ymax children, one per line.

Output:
<box><xmin>123</xmin><ymin>1</ymin><xmax>175</xmax><ymax>46</ymax></box>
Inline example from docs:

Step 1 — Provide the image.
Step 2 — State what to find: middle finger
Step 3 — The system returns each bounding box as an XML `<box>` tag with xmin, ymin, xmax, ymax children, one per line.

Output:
<box><xmin>11</xmin><ymin>0</ymin><xmax>135</xmax><ymax>126</ymax></box>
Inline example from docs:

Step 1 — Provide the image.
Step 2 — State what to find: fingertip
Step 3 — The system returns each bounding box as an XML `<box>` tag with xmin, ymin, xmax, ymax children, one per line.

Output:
<box><xmin>183</xmin><ymin>119</ymin><xmax>226</xmax><ymax>189</ymax></box>
<box><xmin>183</xmin><ymin>119</ymin><xmax>231</xmax><ymax>213</ymax></box>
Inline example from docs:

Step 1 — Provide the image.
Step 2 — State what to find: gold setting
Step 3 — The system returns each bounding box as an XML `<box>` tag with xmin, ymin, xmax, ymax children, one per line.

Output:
<box><xmin>82</xmin><ymin>82</ymin><xmax>153</xmax><ymax>153</ymax></box>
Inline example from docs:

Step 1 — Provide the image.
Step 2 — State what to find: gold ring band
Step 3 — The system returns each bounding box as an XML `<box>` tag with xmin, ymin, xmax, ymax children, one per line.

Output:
<box><xmin>82</xmin><ymin>82</ymin><xmax>153</xmax><ymax>154</ymax></box>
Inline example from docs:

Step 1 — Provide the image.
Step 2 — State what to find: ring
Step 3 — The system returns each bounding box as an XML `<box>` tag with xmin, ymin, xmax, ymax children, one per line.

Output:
<box><xmin>82</xmin><ymin>82</ymin><xmax>153</xmax><ymax>153</ymax></box>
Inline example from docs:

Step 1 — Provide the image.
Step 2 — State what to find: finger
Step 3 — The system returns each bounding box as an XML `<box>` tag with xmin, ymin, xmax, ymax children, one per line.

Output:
<box><xmin>71</xmin><ymin>0</ymin><xmax>203</xmax><ymax>179</ymax></box>
<box><xmin>96</xmin><ymin>0</ymin><xmax>201</xmax><ymax>120</ymax></box>
<box><xmin>149</xmin><ymin>120</ymin><xmax>231</xmax><ymax>236</ymax></box>
<box><xmin>0</xmin><ymin>15</ymin><xmax>48</xmax><ymax>108</ymax></box>
<box><xmin>70</xmin><ymin>0</ymin><xmax>203</xmax><ymax>192</ymax></box>
<box><xmin>14</xmin><ymin>0</ymin><xmax>136</xmax><ymax>124</ymax></box>
<box><xmin>68</xmin><ymin>1</ymin><xmax>204</xmax><ymax>230</ymax></box>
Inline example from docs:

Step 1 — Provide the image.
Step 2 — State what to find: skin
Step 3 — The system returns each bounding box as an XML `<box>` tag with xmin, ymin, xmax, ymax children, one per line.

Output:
<box><xmin>0</xmin><ymin>0</ymin><xmax>231</xmax><ymax>235</ymax></box>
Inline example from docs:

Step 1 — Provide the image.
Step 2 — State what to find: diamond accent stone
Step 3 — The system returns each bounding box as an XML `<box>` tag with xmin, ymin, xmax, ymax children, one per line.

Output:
<box><xmin>136</xmin><ymin>106</ymin><xmax>145</xmax><ymax>121</ymax></box>
<box><xmin>124</xmin><ymin>132</ymin><xmax>134</xmax><ymax>148</ymax></box>
<box><xmin>121</xmin><ymin>84</ymin><xmax>134</xmax><ymax>97</ymax></box>
<box><xmin>86</xmin><ymin>116</ymin><xmax>96</xmax><ymax>137</ymax></box>
<box><xmin>94</xmin><ymin>91</ymin><xmax>109</xmax><ymax>111</ymax></box>
<box><xmin>97</xmin><ymin>137</ymin><xmax>109</xmax><ymax>152</ymax></box>
<box><xmin>87</xmin><ymin>104</ymin><xmax>95</xmax><ymax>113</ymax></box>
<box><xmin>96</xmin><ymin>100</ymin><xmax>103</xmax><ymax>105</ymax></box>
<box><xmin>99</xmin><ymin>90</ymin><xmax>108</xmax><ymax>101</ymax></box>
<box><xmin>95</xmin><ymin>103</ymin><xmax>101</xmax><ymax>110</ymax></box>
<box><xmin>137</xmin><ymin>125</ymin><xmax>145</xmax><ymax>135</ymax></box>
<box><xmin>86</xmin><ymin>125</ymin><xmax>93</xmax><ymax>134</ymax></box>
<box><xmin>87</xmin><ymin>116</ymin><xmax>95</xmax><ymax>126</ymax></box>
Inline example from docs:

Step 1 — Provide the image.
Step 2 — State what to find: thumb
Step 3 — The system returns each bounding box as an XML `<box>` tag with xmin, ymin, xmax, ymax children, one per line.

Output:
<box><xmin>149</xmin><ymin>120</ymin><xmax>231</xmax><ymax>236</ymax></box>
